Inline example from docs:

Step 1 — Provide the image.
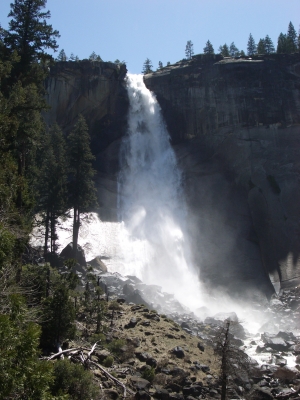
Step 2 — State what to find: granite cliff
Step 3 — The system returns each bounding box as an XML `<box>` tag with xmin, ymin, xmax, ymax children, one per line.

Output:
<box><xmin>44</xmin><ymin>60</ymin><xmax>128</xmax><ymax>221</ymax></box>
<box><xmin>44</xmin><ymin>54</ymin><xmax>300</xmax><ymax>296</ymax></box>
<box><xmin>144</xmin><ymin>53</ymin><xmax>300</xmax><ymax>295</ymax></box>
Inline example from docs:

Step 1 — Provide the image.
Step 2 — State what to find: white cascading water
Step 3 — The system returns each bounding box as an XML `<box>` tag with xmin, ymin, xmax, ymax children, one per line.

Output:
<box><xmin>116</xmin><ymin>74</ymin><xmax>202</xmax><ymax>310</ymax></box>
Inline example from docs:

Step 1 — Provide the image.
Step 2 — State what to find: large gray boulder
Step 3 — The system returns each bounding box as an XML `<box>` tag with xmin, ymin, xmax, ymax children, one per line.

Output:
<box><xmin>60</xmin><ymin>242</ymin><xmax>86</xmax><ymax>267</ymax></box>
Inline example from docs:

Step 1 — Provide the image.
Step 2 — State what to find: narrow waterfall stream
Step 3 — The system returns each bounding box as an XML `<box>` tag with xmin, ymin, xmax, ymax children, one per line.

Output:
<box><xmin>117</xmin><ymin>74</ymin><xmax>202</xmax><ymax>310</ymax></box>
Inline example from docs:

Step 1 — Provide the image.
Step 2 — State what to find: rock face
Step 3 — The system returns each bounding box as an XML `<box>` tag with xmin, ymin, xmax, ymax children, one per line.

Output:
<box><xmin>44</xmin><ymin>60</ymin><xmax>128</xmax><ymax>221</ymax></box>
<box><xmin>44</xmin><ymin>55</ymin><xmax>300</xmax><ymax>296</ymax></box>
<box><xmin>144</xmin><ymin>53</ymin><xmax>300</xmax><ymax>294</ymax></box>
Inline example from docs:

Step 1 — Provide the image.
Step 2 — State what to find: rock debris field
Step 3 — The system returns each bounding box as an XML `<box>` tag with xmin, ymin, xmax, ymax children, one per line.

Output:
<box><xmin>62</xmin><ymin>262</ymin><xmax>300</xmax><ymax>400</ymax></box>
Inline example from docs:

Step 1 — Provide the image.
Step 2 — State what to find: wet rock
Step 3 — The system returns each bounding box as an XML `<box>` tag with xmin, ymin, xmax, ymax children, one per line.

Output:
<box><xmin>123</xmin><ymin>283</ymin><xmax>135</xmax><ymax>295</ymax></box>
<box><xmin>261</xmin><ymin>334</ymin><xmax>289</xmax><ymax>351</ymax></box>
<box><xmin>87</xmin><ymin>256</ymin><xmax>107</xmax><ymax>272</ymax></box>
<box><xmin>273</xmin><ymin>367</ymin><xmax>297</xmax><ymax>382</ymax></box>
<box><xmin>275</xmin><ymin>357</ymin><xmax>287</xmax><ymax>366</ymax></box>
<box><xmin>172</xmin><ymin>347</ymin><xmax>185</xmax><ymax>358</ymax></box>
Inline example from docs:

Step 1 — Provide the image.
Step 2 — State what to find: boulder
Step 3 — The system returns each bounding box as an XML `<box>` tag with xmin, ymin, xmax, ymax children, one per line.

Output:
<box><xmin>129</xmin><ymin>376</ymin><xmax>151</xmax><ymax>391</ymax></box>
<box><xmin>60</xmin><ymin>242</ymin><xmax>86</xmax><ymax>267</ymax></box>
<box><xmin>135</xmin><ymin>390</ymin><xmax>151</xmax><ymax>400</ymax></box>
<box><xmin>153</xmin><ymin>386</ymin><xmax>170</xmax><ymax>400</ymax></box>
<box><xmin>87</xmin><ymin>256</ymin><xmax>107</xmax><ymax>272</ymax></box>
<box><xmin>172</xmin><ymin>347</ymin><xmax>185</xmax><ymax>359</ymax></box>
<box><xmin>125</xmin><ymin>317</ymin><xmax>139</xmax><ymax>329</ymax></box>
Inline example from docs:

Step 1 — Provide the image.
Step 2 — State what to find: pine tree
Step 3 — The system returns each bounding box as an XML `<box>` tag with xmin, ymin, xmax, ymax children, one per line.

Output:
<box><xmin>203</xmin><ymin>40</ymin><xmax>214</xmax><ymax>54</ymax></box>
<box><xmin>277</xmin><ymin>32</ymin><xmax>288</xmax><ymax>53</ymax></box>
<box><xmin>229</xmin><ymin>42</ymin><xmax>239</xmax><ymax>57</ymax></box>
<box><xmin>89</xmin><ymin>51</ymin><xmax>101</xmax><ymax>61</ymax></box>
<box><xmin>3</xmin><ymin>0</ymin><xmax>60</xmax><ymax>211</ymax></box>
<box><xmin>257</xmin><ymin>38</ymin><xmax>266</xmax><ymax>54</ymax></box>
<box><xmin>142</xmin><ymin>58</ymin><xmax>153</xmax><ymax>74</ymax></box>
<box><xmin>5</xmin><ymin>0</ymin><xmax>60</xmax><ymax>76</ymax></box>
<box><xmin>287</xmin><ymin>21</ymin><xmax>297</xmax><ymax>52</ymax></box>
<box><xmin>57</xmin><ymin>49</ymin><xmax>67</xmax><ymax>61</ymax></box>
<box><xmin>247</xmin><ymin>33</ymin><xmax>256</xmax><ymax>56</ymax></box>
<box><xmin>218</xmin><ymin>44</ymin><xmax>229</xmax><ymax>57</ymax></box>
<box><xmin>185</xmin><ymin>40</ymin><xmax>194</xmax><ymax>59</ymax></box>
<box><xmin>36</xmin><ymin>124</ymin><xmax>68</xmax><ymax>259</ymax></box>
<box><xmin>158</xmin><ymin>61</ymin><xmax>163</xmax><ymax>69</ymax></box>
<box><xmin>67</xmin><ymin>115</ymin><xmax>97</xmax><ymax>260</ymax></box>
<box><xmin>264</xmin><ymin>35</ymin><xmax>275</xmax><ymax>54</ymax></box>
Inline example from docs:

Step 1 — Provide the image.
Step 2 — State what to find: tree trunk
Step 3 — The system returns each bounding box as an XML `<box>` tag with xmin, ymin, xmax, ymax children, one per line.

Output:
<box><xmin>73</xmin><ymin>207</ymin><xmax>80</xmax><ymax>260</ymax></box>
<box><xmin>44</xmin><ymin>209</ymin><xmax>50</xmax><ymax>259</ymax></box>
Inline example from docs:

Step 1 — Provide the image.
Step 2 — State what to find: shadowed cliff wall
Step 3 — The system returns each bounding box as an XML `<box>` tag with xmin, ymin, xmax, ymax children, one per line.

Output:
<box><xmin>144</xmin><ymin>54</ymin><xmax>300</xmax><ymax>294</ymax></box>
<box><xmin>44</xmin><ymin>60</ymin><xmax>129</xmax><ymax>221</ymax></box>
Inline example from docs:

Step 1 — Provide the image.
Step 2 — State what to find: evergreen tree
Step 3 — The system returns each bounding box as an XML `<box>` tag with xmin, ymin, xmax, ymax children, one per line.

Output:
<box><xmin>67</xmin><ymin>115</ymin><xmax>97</xmax><ymax>260</ymax></box>
<box><xmin>218</xmin><ymin>44</ymin><xmax>229</xmax><ymax>57</ymax></box>
<box><xmin>36</xmin><ymin>124</ymin><xmax>68</xmax><ymax>259</ymax></box>
<box><xmin>57</xmin><ymin>48</ymin><xmax>67</xmax><ymax>61</ymax></box>
<box><xmin>264</xmin><ymin>35</ymin><xmax>275</xmax><ymax>53</ymax></box>
<box><xmin>287</xmin><ymin>21</ymin><xmax>297</xmax><ymax>52</ymax></box>
<box><xmin>142</xmin><ymin>58</ymin><xmax>153</xmax><ymax>74</ymax></box>
<box><xmin>240</xmin><ymin>50</ymin><xmax>246</xmax><ymax>57</ymax></box>
<box><xmin>158</xmin><ymin>61</ymin><xmax>163</xmax><ymax>69</ymax></box>
<box><xmin>229</xmin><ymin>42</ymin><xmax>239</xmax><ymax>57</ymax></box>
<box><xmin>69</xmin><ymin>52</ymin><xmax>76</xmax><ymax>61</ymax></box>
<box><xmin>89</xmin><ymin>51</ymin><xmax>101</xmax><ymax>61</ymax></box>
<box><xmin>203</xmin><ymin>40</ymin><xmax>214</xmax><ymax>54</ymax></box>
<box><xmin>5</xmin><ymin>0</ymin><xmax>60</xmax><ymax>76</ymax></box>
<box><xmin>247</xmin><ymin>33</ymin><xmax>256</xmax><ymax>56</ymax></box>
<box><xmin>185</xmin><ymin>40</ymin><xmax>194</xmax><ymax>59</ymax></box>
<box><xmin>3</xmin><ymin>0</ymin><xmax>60</xmax><ymax>212</ymax></box>
<box><xmin>257</xmin><ymin>38</ymin><xmax>266</xmax><ymax>54</ymax></box>
<box><xmin>277</xmin><ymin>32</ymin><xmax>288</xmax><ymax>53</ymax></box>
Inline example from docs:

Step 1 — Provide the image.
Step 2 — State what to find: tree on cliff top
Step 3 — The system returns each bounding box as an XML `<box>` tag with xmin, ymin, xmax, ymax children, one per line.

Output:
<box><xmin>247</xmin><ymin>33</ymin><xmax>256</xmax><ymax>56</ymax></box>
<box><xmin>185</xmin><ymin>40</ymin><xmax>194</xmax><ymax>59</ymax></box>
<box><xmin>218</xmin><ymin>43</ymin><xmax>229</xmax><ymax>57</ymax></box>
<box><xmin>203</xmin><ymin>40</ymin><xmax>214</xmax><ymax>54</ymax></box>
<box><xmin>142</xmin><ymin>58</ymin><xmax>153</xmax><ymax>74</ymax></box>
<box><xmin>67</xmin><ymin>115</ymin><xmax>97</xmax><ymax>260</ymax></box>
<box><xmin>287</xmin><ymin>21</ymin><xmax>297</xmax><ymax>51</ymax></box>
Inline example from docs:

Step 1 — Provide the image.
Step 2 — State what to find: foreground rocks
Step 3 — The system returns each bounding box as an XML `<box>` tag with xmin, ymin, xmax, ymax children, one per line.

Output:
<box><xmin>51</xmin><ymin>265</ymin><xmax>299</xmax><ymax>400</ymax></box>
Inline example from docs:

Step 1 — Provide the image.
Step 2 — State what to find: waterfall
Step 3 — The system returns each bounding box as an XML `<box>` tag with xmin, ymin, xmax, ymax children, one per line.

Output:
<box><xmin>117</xmin><ymin>74</ymin><xmax>202</xmax><ymax>310</ymax></box>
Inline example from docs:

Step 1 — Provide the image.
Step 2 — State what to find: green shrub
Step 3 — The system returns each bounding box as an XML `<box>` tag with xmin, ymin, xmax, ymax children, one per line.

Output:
<box><xmin>142</xmin><ymin>367</ymin><xmax>156</xmax><ymax>382</ymax></box>
<box><xmin>103</xmin><ymin>355</ymin><xmax>114</xmax><ymax>367</ymax></box>
<box><xmin>51</xmin><ymin>359</ymin><xmax>99</xmax><ymax>399</ymax></box>
<box><xmin>108</xmin><ymin>339</ymin><xmax>126</xmax><ymax>356</ymax></box>
<box><xmin>108</xmin><ymin>301</ymin><xmax>122</xmax><ymax>311</ymax></box>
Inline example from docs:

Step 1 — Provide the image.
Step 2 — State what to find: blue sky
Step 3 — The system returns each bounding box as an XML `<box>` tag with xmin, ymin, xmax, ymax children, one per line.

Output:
<box><xmin>1</xmin><ymin>0</ymin><xmax>299</xmax><ymax>74</ymax></box>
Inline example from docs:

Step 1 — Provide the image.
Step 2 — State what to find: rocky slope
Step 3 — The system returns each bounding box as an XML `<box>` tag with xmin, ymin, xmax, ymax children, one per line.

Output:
<box><xmin>51</xmin><ymin>261</ymin><xmax>300</xmax><ymax>400</ymax></box>
<box><xmin>144</xmin><ymin>54</ymin><xmax>300</xmax><ymax>295</ymax></box>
